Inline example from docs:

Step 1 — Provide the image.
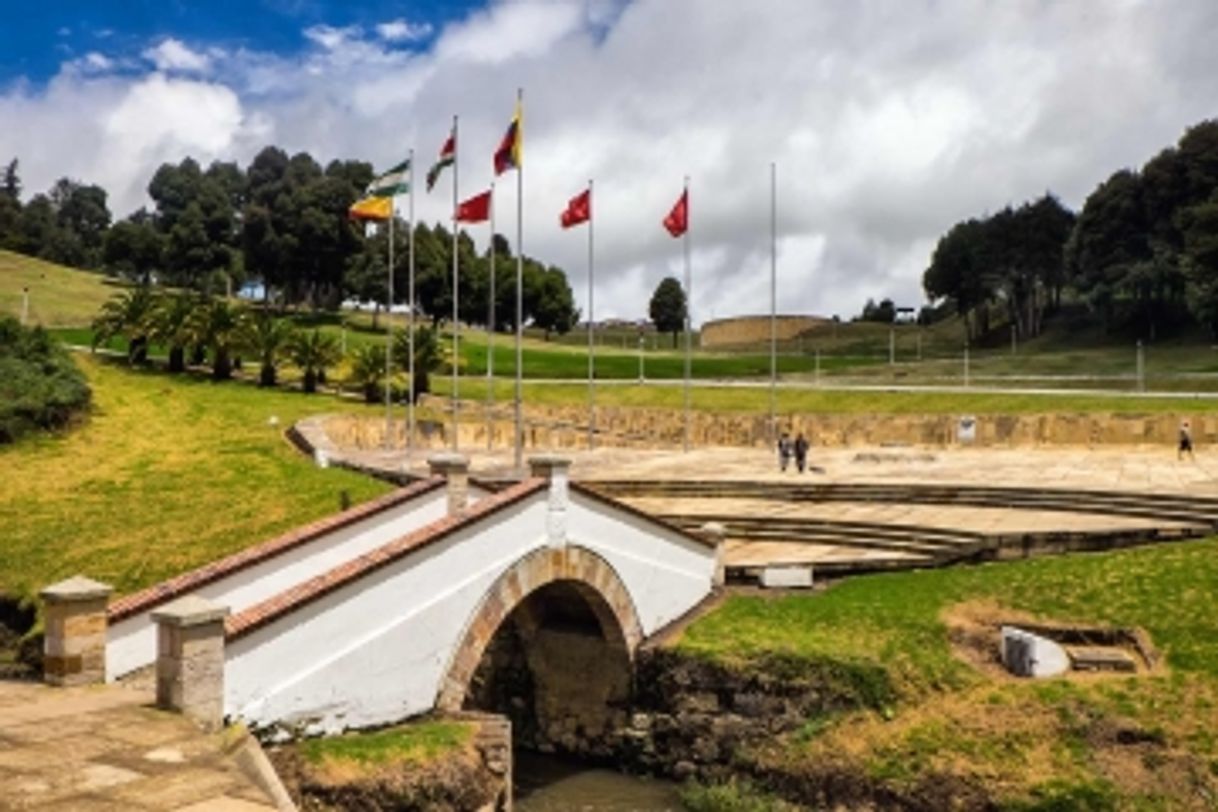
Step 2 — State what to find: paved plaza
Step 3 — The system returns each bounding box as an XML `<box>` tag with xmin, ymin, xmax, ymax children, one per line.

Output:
<box><xmin>0</xmin><ymin>680</ymin><xmax>279</xmax><ymax>811</ymax></box>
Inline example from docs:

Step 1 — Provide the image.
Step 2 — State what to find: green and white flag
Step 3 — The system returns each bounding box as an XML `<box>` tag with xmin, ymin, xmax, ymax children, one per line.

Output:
<box><xmin>367</xmin><ymin>158</ymin><xmax>411</xmax><ymax>197</ymax></box>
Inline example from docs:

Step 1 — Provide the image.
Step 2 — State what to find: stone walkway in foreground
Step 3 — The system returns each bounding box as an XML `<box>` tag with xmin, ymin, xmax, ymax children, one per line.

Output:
<box><xmin>0</xmin><ymin>680</ymin><xmax>279</xmax><ymax>811</ymax></box>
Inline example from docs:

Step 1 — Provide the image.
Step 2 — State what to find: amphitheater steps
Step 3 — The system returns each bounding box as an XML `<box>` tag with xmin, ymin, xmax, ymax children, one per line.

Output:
<box><xmin>583</xmin><ymin>479</ymin><xmax>1216</xmax><ymax>579</ymax></box>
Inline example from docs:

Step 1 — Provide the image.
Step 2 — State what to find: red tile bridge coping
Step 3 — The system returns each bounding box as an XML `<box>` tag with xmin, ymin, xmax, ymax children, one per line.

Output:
<box><xmin>107</xmin><ymin>477</ymin><xmax>446</xmax><ymax>623</ymax></box>
<box><xmin>223</xmin><ymin>478</ymin><xmax>717</xmax><ymax>643</ymax></box>
<box><xmin>224</xmin><ymin>478</ymin><xmax>548</xmax><ymax>641</ymax></box>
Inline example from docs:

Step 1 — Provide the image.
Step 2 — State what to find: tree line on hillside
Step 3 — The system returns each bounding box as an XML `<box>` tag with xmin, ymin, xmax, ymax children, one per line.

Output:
<box><xmin>923</xmin><ymin>119</ymin><xmax>1218</xmax><ymax>342</ymax></box>
<box><xmin>0</xmin><ymin>147</ymin><xmax>578</xmax><ymax>338</ymax></box>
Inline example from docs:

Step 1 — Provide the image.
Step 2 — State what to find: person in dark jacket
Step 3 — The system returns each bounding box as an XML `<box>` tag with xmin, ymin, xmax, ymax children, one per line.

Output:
<box><xmin>794</xmin><ymin>432</ymin><xmax>810</xmax><ymax>473</ymax></box>
<box><xmin>777</xmin><ymin>431</ymin><xmax>793</xmax><ymax>472</ymax></box>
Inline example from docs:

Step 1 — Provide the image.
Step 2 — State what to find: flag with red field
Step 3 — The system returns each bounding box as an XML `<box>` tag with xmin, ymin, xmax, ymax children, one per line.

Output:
<box><xmin>560</xmin><ymin>188</ymin><xmax>591</xmax><ymax>229</ymax></box>
<box><xmin>455</xmin><ymin>189</ymin><xmax>492</xmax><ymax>223</ymax></box>
<box><xmin>663</xmin><ymin>189</ymin><xmax>688</xmax><ymax>237</ymax></box>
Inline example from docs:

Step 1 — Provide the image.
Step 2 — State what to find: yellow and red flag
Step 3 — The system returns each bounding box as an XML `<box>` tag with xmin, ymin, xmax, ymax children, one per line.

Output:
<box><xmin>348</xmin><ymin>195</ymin><xmax>392</xmax><ymax>221</ymax></box>
<box><xmin>493</xmin><ymin>103</ymin><xmax>522</xmax><ymax>176</ymax></box>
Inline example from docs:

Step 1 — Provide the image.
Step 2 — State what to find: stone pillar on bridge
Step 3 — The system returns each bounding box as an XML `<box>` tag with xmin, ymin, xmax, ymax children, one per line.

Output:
<box><xmin>529</xmin><ymin>454</ymin><xmax>571</xmax><ymax>548</ymax></box>
<box><xmin>701</xmin><ymin>521</ymin><xmax>727</xmax><ymax>587</ymax></box>
<box><xmin>40</xmin><ymin>575</ymin><xmax>113</xmax><ymax>687</ymax></box>
<box><xmin>428</xmin><ymin>453</ymin><xmax>471</xmax><ymax>517</ymax></box>
<box><xmin>152</xmin><ymin>595</ymin><xmax>230</xmax><ymax>730</ymax></box>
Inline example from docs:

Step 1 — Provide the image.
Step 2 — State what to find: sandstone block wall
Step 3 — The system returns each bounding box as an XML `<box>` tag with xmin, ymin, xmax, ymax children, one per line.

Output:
<box><xmin>323</xmin><ymin>404</ymin><xmax>1215</xmax><ymax>451</ymax></box>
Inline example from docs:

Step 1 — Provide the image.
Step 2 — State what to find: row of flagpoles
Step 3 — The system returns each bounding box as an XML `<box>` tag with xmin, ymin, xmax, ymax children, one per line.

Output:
<box><xmin>348</xmin><ymin>88</ymin><xmax>782</xmax><ymax>469</ymax></box>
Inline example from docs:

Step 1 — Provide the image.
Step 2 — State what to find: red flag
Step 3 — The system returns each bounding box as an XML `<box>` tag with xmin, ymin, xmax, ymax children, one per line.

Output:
<box><xmin>663</xmin><ymin>189</ymin><xmax>688</xmax><ymax>237</ymax></box>
<box><xmin>560</xmin><ymin>188</ymin><xmax>591</xmax><ymax>229</ymax></box>
<box><xmin>455</xmin><ymin>189</ymin><xmax>492</xmax><ymax>223</ymax></box>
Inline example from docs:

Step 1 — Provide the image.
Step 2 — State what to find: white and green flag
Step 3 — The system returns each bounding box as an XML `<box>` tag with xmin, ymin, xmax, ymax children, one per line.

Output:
<box><xmin>366</xmin><ymin>158</ymin><xmax>411</xmax><ymax>197</ymax></box>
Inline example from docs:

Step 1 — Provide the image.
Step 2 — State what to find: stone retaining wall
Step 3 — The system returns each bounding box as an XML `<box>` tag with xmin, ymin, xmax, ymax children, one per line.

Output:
<box><xmin>320</xmin><ymin>403</ymin><xmax>1216</xmax><ymax>450</ymax></box>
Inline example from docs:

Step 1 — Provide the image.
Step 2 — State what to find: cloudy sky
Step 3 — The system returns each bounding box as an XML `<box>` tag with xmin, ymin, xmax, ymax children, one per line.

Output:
<box><xmin>2</xmin><ymin>0</ymin><xmax>1217</xmax><ymax>324</ymax></box>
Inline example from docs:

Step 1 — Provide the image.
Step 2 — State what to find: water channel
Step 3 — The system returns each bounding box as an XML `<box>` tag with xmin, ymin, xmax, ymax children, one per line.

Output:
<box><xmin>514</xmin><ymin>753</ymin><xmax>683</xmax><ymax>811</ymax></box>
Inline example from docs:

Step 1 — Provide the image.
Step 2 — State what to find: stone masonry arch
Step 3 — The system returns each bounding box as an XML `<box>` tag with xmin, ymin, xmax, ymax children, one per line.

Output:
<box><xmin>436</xmin><ymin>545</ymin><xmax>644</xmax><ymax>713</ymax></box>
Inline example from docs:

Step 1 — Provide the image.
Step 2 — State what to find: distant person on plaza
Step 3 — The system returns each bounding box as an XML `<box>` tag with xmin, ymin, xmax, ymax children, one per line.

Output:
<box><xmin>777</xmin><ymin>431</ymin><xmax>793</xmax><ymax>472</ymax></box>
<box><xmin>794</xmin><ymin>432</ymin><xmax>810</xmax><ymax>473</ymax></box>
<box><xmin>1179</xmin><ymin>419</ymin><xmax>1194</xmax><ymax>460</ymax></box>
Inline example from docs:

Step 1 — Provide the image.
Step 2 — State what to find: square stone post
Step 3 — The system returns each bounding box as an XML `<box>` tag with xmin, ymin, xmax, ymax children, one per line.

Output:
<box><xmin>40</xmin><ymin>575</ymin><xmax>113</xmax><ymax>686</ymax></box>
<box><xmin>701</xmin><ymin>522</ymin><xmax>727</xmax><ymax>588</ymax></box>
<box><xmin>152</xmin><ymin>595</ymin><xmax>230</xmax><ymax>730</ymax></box>
<box><xmin>530</xmin><ymin>455</ymin><xmax>572</xmax><ymax>548</ymax></box>
<box><xmin>429</xmin><ymin>452</ymin><xmax>471</xmax><ymax>516</ymax></box>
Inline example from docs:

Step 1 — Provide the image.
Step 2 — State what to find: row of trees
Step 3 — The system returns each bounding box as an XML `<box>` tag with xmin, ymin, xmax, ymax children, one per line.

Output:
<box><xmin>923</xmin><ymin>119</ymin><xmax>1218</xmax><ymax>340</ymax></box>
<box><xmin>0</xmin><ymin>160</ymin><xmax>112</xmax><ymax>269</ymax></box>
<box><xmin>91</xmin><ymin>288</ymin><xmax>440</xmax><ymax>401</ymax></box>
<box><xmin>1</xmin><ymin>147</ymin><xmax>579</xmax><ymax>338</ymax></box>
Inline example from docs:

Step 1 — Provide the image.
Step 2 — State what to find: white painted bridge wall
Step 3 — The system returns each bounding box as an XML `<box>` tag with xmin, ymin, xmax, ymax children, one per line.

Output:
<box><xmin>106</xmin><ymin>487</ymin><xmax>454</xmax><ymax>681</ymax></box>
<box><xmin>223</xmin><ymin>489</ymin><xmax>716</xmax><ymax>735</ymax></box>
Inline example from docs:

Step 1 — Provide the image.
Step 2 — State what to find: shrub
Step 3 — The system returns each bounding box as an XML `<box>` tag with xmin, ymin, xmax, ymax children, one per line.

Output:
<box><xmin>0</xmin><ymin>316</ymin><xmax>91</xmax><ymax>443</ymax></box>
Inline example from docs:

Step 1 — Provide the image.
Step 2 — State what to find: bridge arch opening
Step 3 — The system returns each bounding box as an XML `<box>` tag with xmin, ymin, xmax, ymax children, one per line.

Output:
<box><xmin>437</xmin><ymin>547</ymin><xmax>644</xmax><ymax>757</ymax></box>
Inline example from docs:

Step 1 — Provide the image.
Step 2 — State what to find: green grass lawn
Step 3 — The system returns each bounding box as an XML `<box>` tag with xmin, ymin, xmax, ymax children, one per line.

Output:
<box><xmin>0</xmin><ymin>250</ymin><xmax>124</xmax><ymax>328</ymax></box>
<box><xmin>296</xmin><ymin>720</ymin><xmax>473</xmax><ymax>767</ymax></box>
<box><xmin>679</xmin><ymin>539</ymin><xmax>1218</xmax><ymax>807</ymax></box>
<box><xmin>0</xmin><ymin>354</ymin><xmax>393</xmax><ymax>602</ymax></box>
<box><xmin>437</xmin><ymin>375</ymin><xmax>1218</xmax><ymax>415</ymax></box>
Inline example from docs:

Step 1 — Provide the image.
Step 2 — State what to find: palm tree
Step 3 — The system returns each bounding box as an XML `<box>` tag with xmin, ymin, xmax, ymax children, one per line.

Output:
<box><xmin>92</xmin><ymin>286</ymin><xmax>155</xmax><ymax>364</ymax></box>
<box><xmin>187</xmin><ymin>298</ymin><xmax>244</xmax><ymax>380</ymax></box>
<box><xmin>288</xmin><ymin>328</ymin><xmax>342</xmax><ymax>394</ymax></box>
<box><xmin>149</xmin><ymin>292</ymin><xmax>198</xmax><ymax>373</ymax></box>
<box><xmin>393</xmin><ymin>326</ymin><xmax>441</xmax><ymax>403</ymax></box>
<box><xmin>238</xmin><ymin>310</ymin><xmax>293</xmax><ymax>387</ymax></box>
<box><xmin>347</xmin><ymin>343</ymin><xmax>388</xmax><ymax>404</ymax></box>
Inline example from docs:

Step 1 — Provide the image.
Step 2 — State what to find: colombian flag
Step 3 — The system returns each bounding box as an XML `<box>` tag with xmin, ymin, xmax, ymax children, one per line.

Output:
<box><xmin>493</xmin><ymin>103</ymin><xmax>522</xmax><ymax>176</ymax></box>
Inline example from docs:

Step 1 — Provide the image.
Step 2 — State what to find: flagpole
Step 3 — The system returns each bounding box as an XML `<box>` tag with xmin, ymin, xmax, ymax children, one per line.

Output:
<box><xmin>587</xmin><ymin>178</ymin><xmax>595</xmax><ymax>450</ymax></box>
<box><xmin>682</xmin><ymin>175</ymin><xmax>691</xmax><ymax>454</ymax></box>
<box><xmin>487</xmin><ymin>180</ymin><xmax>496</xmax><ymax>451</ymax></box>
<box><xmin>513</xmin><ymin>87</ymin><xmax>525</xmax><ymax>474</ymax></box>
<box><xmin>384</xmin><ymin>197</ymin><xmax>395</xmax><ymax>450</ymax></box>
<box><xmin>769</xmin><ymin>161</ymin><xmax>777</xmax><ymax>443</ymax></box>
<box><xmin>407</xmin><ymin>149</ymin><xmax>416</xmax><ymax>464</ymax></box>
<box><xmin>451</xmin><ymin>114</ymin><xmax>460</xmax><ymax>452</ymax></box>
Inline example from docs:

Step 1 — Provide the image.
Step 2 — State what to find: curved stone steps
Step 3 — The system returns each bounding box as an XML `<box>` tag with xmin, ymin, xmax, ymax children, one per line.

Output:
<box><xmin>657</xmin><ymin>514</ymin><xmax>982</xmax><ymax>557</ymax></box>
<box><xmin>585</xmin><ymin>480</ymin><xmax>1218</xmax><ymax>528</ymax></box>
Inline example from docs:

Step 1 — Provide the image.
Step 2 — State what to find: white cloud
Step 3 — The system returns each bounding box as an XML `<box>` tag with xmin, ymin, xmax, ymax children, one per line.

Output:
<box><xmin>143</xmin><ymin>38</ymin><xmax>212</xmax><ymax>72</ymax></box>
<box><xmin>375</xmin><ymin>18</ymin><xmax>433</xmax><ymax>43</ymax></box>
<box><xmin>5</xmin><ymin>0</ymin><xmax>1218</xmax><ymax>323</ymax></box>
<box><xmin>303</xmin><ymin>24</ymin><xmax>361</xmax><ymax>50</ymax></box>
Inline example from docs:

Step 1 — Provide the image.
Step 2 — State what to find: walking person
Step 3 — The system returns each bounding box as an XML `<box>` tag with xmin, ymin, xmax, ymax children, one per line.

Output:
<box><xmin>777</xmin><ymin>431</ymin><xmax>793</xmax><ymax>472</ymax></box>
<box><xmin>794</xmin><ymin>432</ymin><xmax>809</xmax><ymax>473</ymax></box>
<box><xmin>1179</xmin><ymin>419</ymin><xmax>1195</xmax><ymax>461</ymax></box>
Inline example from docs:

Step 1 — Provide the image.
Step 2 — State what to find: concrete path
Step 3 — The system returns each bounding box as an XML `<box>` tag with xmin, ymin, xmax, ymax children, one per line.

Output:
<box><xmin>0</xmin><ymin>679</ymin><xmax>279</xmax><ymax>810</ymax></box>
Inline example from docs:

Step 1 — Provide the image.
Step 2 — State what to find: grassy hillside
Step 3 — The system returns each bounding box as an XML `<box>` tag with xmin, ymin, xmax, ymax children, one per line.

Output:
<box><xmin>0</xmin><ymin>355</ymin><xmax>392</xmax><ymax>602</ymax></box>
<box><xmin>0</xmin><ymin>250</ymin><xmax>121</xmax><ymax>327</ymax></box>
<box><xmin>681</xmin><ymin>537</ymin><xmax>1218</xmax><ymax>808</ymax></box>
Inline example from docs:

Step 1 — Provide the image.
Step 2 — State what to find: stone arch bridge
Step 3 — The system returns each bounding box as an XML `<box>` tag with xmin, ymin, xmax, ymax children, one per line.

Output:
<box><xmin>70</xmin><ymin>454</ymin><xmax>720</xmax><ymax>737</ymax></box>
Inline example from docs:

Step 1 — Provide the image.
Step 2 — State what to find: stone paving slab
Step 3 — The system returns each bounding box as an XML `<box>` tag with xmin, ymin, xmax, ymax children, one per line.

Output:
<box><xmin>0</xmin><ymin>680</ymin><xmax>278</xmax><ymax>811</ymax></box>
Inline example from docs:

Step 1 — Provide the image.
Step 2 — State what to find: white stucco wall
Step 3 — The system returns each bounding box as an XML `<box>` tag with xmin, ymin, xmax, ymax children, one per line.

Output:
<box><xmin>566</xmin><ymin>492</ymin><xmax>717</xmax><ymax>636</ymax></box>
<box><xmin>223</xmin><ymin>486</ymin><xmax>718</xmax><ymax>734</ymax></box>
<box><xmin>226</xmin><ymin>498</ymin><xmax>550</xmax><ymax>734</ymax></box>
<box><xmin>106</xmin><ymin>487</ymin><xmax>452</xmax><ymax>681</ymax></box>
